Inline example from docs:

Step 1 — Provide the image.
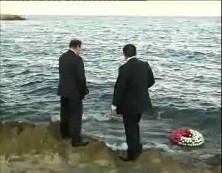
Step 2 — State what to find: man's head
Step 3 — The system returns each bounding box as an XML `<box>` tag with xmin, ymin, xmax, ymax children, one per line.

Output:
<box><xmin>69</xmin><ymin>39</ymin><xmax>82</xmax><ymax>55</ymax></box>
<box><xmin>123</xmin><ymin>44</ymin><xmax>137</xmax><ymax>59</ymax></box>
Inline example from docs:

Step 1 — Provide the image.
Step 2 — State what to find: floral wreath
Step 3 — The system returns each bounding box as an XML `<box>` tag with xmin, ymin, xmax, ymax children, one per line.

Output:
<box><xmin>170</xmin><ymin>128</ymin><xmax>204</xmax><ymax>147</ymax></box>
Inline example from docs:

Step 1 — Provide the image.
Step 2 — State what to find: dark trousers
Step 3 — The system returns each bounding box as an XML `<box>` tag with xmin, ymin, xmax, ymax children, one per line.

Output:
<box><xmin>60</xmin><ymin>96</ymin><xmax>83</xmax><ymax>142</ymax></box>
<box><xmin>123</xmin><ymin>113</ymin><xmax>142</xmax><ymax>159</ymax></box>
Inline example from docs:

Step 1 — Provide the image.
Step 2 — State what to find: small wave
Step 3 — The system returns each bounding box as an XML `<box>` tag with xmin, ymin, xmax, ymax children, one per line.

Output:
<box><xmin>26</xmin><ymin>86</ymin><xmax>55</xmax><ymax>96</ymax></box>
<box><xmin>50</xmin><ymin>114</ymin><xmax>111</xmax><ymax>122</ymax></box>
<box><xmin>152</xmin><ymin>143</ymin><xmax>176</xmax><ymax>153</ymax></box>
<box><xmin>83</xmin><ymin>113</ymin><xmax>112</xmax><ymax>122</ymax></box>
<box><xmin>165</xmin><ymin>49</ymin><xmax>206</xmax><ymax>58</ymax></box>
<box><xmin>193</xmin><ymin>51</ymin><xmax>205</xmax><ymax>56</ymax></box>
<box><xmin>104</xmin><ymin>140</ymin><xmax>175</xmax><ymax>153</ymax></box>
<box><xmin>0</xmin><ymin>98</ymin><xmax>5</xmax><ymax>104</ymax></box>
<box><xmin>20</xmin><ymin>80</ymin><xmax>43</xmax><ymax>87</ymax></box>
<box><xmin>20</xmin><ymin>69</ymin><xmax>32</xmax><ymax>75</ymax></box>
<box><xmin>50</xmin><ymin>114</ymin><xmax>110</xmax><ymax>122</ymax></box>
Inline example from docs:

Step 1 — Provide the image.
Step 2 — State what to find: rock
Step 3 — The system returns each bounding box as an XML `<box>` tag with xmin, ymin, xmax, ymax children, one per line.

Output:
<box><xmin>94</xmin><ymin>159</ymin><xmax>110</xmax><ymax>166</ymax></box>
<box><xmin>206</xmin><ymin>154</ymin><xmax>221</xmax><ymax>166</ymax></box>
<box><xmin>78</xmin><ymin>163</ymin><xmax>88</xmax><ymax>168</ymax></box>
<box><xmin>0</xmin><ymin>121</ymin><xmax>220</xmax><ymax>173</ymax></box>
<box><xmin>8</xmin><ymin>155</ymin><xmax>26</xmax><ymax>162</ymax></box>
<box><xmin>68</xmin><ymin>153</ymin><xmax>81</xmax><ymax>167</ymax></box>
<box><xmin>152</xmin><ymin>158</ymin><xmax>162</xmax><ymax>164</ymax></box>
<box><xmin>42</xmin><ymin>153</ymin><xmax>62</xmax><ymax>166</ymax></box>
<box><xmin>108</xmin><ymin>169</ymin><xmax>118</xmax><ymax>173</ymax></box>
<box><xmin>201</xmin><ymin>170</ymin><xmax>213</xmax><ymax>173</ymax></box>
<box><xmin>0</xmin><ymin>14</ymin><xmax>26</xmax><ymax>20</ymax></box>
<box><xmin>48</xmin><ymin>121</ymin><xmax>61</xmax><ymax>140</ymax></box>
<box><xmin>0</xmin><ymin>121</ymin><xmax>35</xmax><ymax>136</ymax></box>
<box><xmin>0</xmin><ymin>121</ymin><xmax>2</xmax><ymax>132</ymax></box>
<box><xmin>209</xmin><ymin>166</ymin><xmax>221</xmax><ymax>173</ymax></box>
<box><xmin>82</xmin><ymin>140</ymin><xmax>116</xmax><ymax>166</ymax></box>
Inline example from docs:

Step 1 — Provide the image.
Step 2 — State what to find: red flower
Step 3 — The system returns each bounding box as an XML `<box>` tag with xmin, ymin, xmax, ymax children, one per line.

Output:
<box><xmin>169</xmin><ymin>128</ymin><xmax>191</xmax><ymax>144</ymax></box>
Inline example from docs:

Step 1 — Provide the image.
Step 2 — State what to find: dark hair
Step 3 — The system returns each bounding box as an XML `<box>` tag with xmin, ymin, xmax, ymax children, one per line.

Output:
<box><xmin>123</xmin><ymin>44</ymin><xmax>137</xmax><ymax>58</ymax></box>
<box><xmin>69</xmin><ymin>39</ymin><xmax>82</xmax><ymax>48</ymax></box>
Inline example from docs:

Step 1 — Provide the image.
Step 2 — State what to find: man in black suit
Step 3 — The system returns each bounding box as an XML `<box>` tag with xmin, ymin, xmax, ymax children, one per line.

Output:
<box><xmin>58</xmin><ymin>39</ymin><xmax>89</xmax><ymax>147</ymax></box>
<box><xmin>111</xmin><ymin>44</ymin><xmax>155</xmax><ymax>161</ymax></box>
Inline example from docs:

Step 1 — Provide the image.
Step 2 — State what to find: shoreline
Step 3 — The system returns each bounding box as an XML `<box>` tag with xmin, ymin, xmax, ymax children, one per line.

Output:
<box><xmin>0</xmin><ymin>121</ymin><xmax>221</xmax><ymax>173</ymax></box>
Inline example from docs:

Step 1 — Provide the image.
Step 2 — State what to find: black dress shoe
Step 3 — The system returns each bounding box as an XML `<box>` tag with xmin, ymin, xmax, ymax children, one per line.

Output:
<box><xmin>119</xmin><ymin>151</ymin><xmax>139</xmax><ymax>162</ymax></box>
<box><xmin>61</xmin><ymin>135</ymin><xmax>70</xmax><ymax>140</ymax></box>
<box><xmin>71</xmin><ymin>140</ymin><xmax>89</xmax><ymax>147</ymax></box>
<box><xmin>119</xmin><ymin>155</ymin><xmax>138</xmax><ymax>162</ymax></box>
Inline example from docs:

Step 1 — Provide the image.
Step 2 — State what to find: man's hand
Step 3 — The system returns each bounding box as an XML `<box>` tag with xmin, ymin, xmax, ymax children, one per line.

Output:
<box><xmin>111</xmin><ymin>105</ymin><xmax>117</xmax><ymax>117</ymax></box>
<box><xmin>111</xmin><ymin>105</ymin><xmax>122</xmax><ymax>120</ymax></box>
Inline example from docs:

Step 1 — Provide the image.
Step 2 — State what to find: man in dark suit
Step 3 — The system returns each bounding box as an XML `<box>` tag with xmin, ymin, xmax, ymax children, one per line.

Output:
<box><xmin>111</xmin><ymin>44</ymin><xmax>155</xmax><ymax>161</ymax></box>
<box><xmin>58</xmin><ymin>39</ymin><xmax>89</xmax><ymax>147</ymax></box>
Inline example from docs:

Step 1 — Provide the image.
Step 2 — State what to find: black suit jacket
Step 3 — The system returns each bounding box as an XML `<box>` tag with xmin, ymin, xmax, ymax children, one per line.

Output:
<box><xmin>112</xmin><ymin>58</ymin><xmax>155</xmax><ymax>115</ymax></box>
<box><xmin>58</xmin><ymin>50</ymin><xmax>88</xmax><ymax>100</ymax></box>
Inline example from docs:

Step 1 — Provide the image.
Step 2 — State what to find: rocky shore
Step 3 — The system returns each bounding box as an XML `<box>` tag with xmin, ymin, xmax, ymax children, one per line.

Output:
<box><xmin>0</xmin><ymin>121</ymin><xmax>221</xmax><ymax>173</ymax></box>
<box><xmin>0</xmin><ymin>14</ymin><xmax>26</xmax><ymax>21</ymax></box>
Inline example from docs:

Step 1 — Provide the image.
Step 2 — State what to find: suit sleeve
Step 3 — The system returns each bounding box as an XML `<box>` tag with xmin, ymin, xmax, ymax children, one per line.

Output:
<box><xmin>147</xmin><ymin>62</ymin><xmax>155</xmax><ymax>88</ymax></box>
<box><xmin>77</xmin><ymin>58</ymin><xmax>88</xmax><ymax>99</ymax></box>
<box><xmin>112</xmin><ymin>66</ymin><xmax>128</xmax><ymax>106</ymax></box>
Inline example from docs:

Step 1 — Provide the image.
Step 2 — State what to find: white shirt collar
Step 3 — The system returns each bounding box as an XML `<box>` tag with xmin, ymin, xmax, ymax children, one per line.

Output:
<box><xmin>69</xmin><ymin>48</ymin><xmax>78</xmax><ymax>55</ymax></box>
<box><xmin>126</xmin><ymin>56</ymin><xmax>137</xmax><ymax>62</ymax></box>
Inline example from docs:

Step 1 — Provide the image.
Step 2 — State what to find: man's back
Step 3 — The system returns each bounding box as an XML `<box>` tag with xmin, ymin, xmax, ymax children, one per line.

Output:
<box><xmin>125</xmin><ymin>58</ymin><xmax>150</xmax><ymax>96</ymax></box>
<box><xmin>58</xmin><ymin>50</ymin><xmax>87</xmax><ymax>100</ymax></box>
<box><xmin>113</xmin><ymin>58</ymin><xmax>155</xmax><ymax>114</ymax></box>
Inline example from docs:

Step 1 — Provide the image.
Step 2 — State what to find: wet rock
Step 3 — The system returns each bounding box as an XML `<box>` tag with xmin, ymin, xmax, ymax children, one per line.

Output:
<box><xmin>206</xmin><ymin>154</ymin><xmax>221</xmax><ymax>166</ymax></box>
<box><xmin>209</xmin><ymin>166</ymin><xmax>221</xmax><ymax>173</ymax></box>
<box><xmin>0</xmin><ymin>121</ymin><xmax>35</xmax><ymax>136</ymax></box>
<box><xmin>48</xmin><ymin>121</ymin><xmax>61</xmax><ymax>140</ymax></box>
<box><xmin>80</xmin><ymin>140</ymin><xmax>116</xmax><ymax>167</ymax></box>
<box><xmin>0</xmin><ymin>14</ymin><xmax>26</xmax><ymax>20</ymax></box>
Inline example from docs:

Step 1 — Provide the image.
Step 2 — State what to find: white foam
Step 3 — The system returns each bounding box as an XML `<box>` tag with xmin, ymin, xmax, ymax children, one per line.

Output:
<box><xmin>51</xmin><ymin>113</ymin><xmax>124</xmax><ymax>122</ymax></box>
<box><xmin>51</xmin><ymin>114</ymin><xmax>60</xmax><ymax>121</ymax></box>
<box><xmin>51</xmin><ymin>113</ymin><xmax>92</xmax><ymax>121</ymax></box>
<box><xmin>105</xmin><ymin>142</ymin><xmax>128</xmax><ymax>150</ymax></box>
